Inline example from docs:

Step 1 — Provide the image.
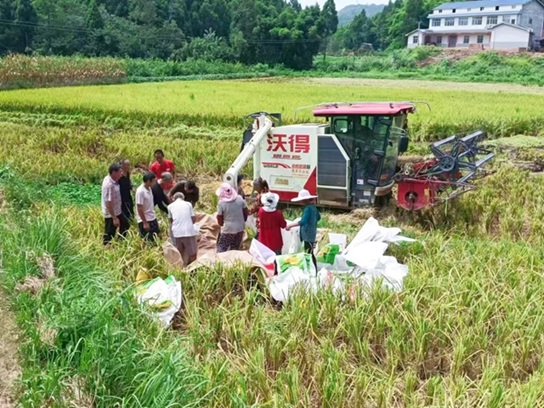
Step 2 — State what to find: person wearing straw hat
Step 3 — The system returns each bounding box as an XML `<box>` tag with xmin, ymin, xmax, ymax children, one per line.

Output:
<box><xmin>216</xmin><ymin>183</ymin><xmax>248</xmax><ymax>253</ymax></box>
<box><xmin>286</xmin><ymin>189</ymin><xmax>321</xmax><ymax>266</ymax></box>
<box><xmin>257</xmin><ymin>192</ymin><xmax>287</xmax><ymax>255</ymax></box>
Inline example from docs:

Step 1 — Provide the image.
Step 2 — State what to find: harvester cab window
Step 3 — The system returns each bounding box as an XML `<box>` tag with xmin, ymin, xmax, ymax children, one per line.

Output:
<box><xmin>333</xmin><ymin>117</ymin><xmax>350</xmax><ymax>134</ymax></box>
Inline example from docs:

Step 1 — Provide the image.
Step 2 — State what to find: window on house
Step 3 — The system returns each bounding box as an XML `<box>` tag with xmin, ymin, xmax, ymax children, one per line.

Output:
<box><xmin>459</xmin><ymin>17</ymin><xmax>468</xmax><ymax>25</ymax></box>
<box><xmin>432</xmin><ymin>19</ymin><xmax>442</xmax><ymax>26</ymax></box>
<box><xmin>436</xmin><ymin>35</ymin><xmax>443</xmax><ymax>44</ymax></box>
<box><xmin>452</xmin><ymin>8</ymin><xmax>456</xmax><ymax>12</ymax></box>
<box><xmin>529</xmin><ymin>18</ymin><xmax>533</xmax><ymax>24</ymax></box>
<box><xmin>412</xmin><ymin>35</ymin><xmax>418</xmax><ymax>44</ymax></box>
<box><xmin>477</xmin><ymin>35</ymin><xmax>484</xmax><ymax>43</ymax></box>
<box><xmin>487</xmin><ymin>16</ymin><xmax>498</xmax><ymax>24</ymax></box>
<box><xmin>495</xmin><ymin>6</ymin><xmax>499</xmax><ymax>10</ymax></box>
<box><xmin>438</xmin><ymin>9</ymin><xmax>442</xmax><ymax>13</ymax></box>
<box><xmin>463</xmin><ymin>35</ymin><xmax>470</xmax><ymax>44</ymax></box>
<box><xmin>511</xmin><ymin>18</ymin><xmax>516</xmax><ymax>24</ymax></box>
<box><xmin>480</xmin><ymin>6</ymin><xmax>484</xmax><ymax>11</ymax></box>
<box><xmin>445</xmin><ymin>18</ymin><xmax>455</xmax><ymax>26</ymax></box>
<box><xmin>472</xmin><ymin>17</ymin><xmax>483</xmax><ymax>25</ymax></box>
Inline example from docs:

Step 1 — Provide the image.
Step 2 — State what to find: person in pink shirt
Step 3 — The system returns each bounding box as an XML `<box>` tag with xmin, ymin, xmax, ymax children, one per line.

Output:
<box><xmin>149</xmin><ymin>149</ymin><xmax>175</xmax><ymax>190</ymax></box>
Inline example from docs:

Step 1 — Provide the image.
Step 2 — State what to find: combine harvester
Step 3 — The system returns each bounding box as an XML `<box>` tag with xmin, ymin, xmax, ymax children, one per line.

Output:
<box><xmin>224</xmin><ymin>102</ymin><xmax>494</xmax><ymax>211</ymax></box>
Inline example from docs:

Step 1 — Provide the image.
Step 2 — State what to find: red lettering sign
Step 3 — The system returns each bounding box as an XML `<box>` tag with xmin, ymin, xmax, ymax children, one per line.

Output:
<box><xmin>267</xmin><ymin>134</ymin><xmax>287</xmax><ymax>152</ymax></box>
<box><xmin>267</xmin><ymin>134</ymin><xmax>310</xmax><ymax>153</ymax></box>
<box><xmin>289</xmin><ymin>134</ymin><xmax>310</xmax><ymax>153</ymax></box>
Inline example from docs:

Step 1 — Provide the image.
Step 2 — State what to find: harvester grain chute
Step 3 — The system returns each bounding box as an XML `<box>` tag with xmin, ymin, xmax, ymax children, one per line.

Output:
<box><xmin>224</xmin><ymin>102</ymin><xmax>494</xmax><ymax>211</ymax></box>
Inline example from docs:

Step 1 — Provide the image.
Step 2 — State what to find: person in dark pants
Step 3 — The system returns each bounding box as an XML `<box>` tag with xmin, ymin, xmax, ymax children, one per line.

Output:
<box><xmin>151</xmin><ymin>172</ymin><xmax>173</xmax><ymax>214</ymax></box>
<box><xmin>216</xmin><ymin>183</ymin><xmax>248</xmax><ymax>253</ymax></box>
<box><xmin>136</xmin><ymin>172</ymin><xmax>160</xmax><ymax>241</ymax></box>
<box><xmin>286</xmin><ymin>189</ymin><xmax>321</xmax><ymax>269</ymax></box>
<box><xmin>168</xmin><ymin>180</ymin><xmax>200</xmax><ymax>208</ymax></box>
<box><xmin>119</xmin><ymin>159</ymin><xmax>134</xmax><ymax>222</ymax></box>
<box><xmin>101</xmin><ymin>163</ymin><xmax>129</xmax><ymax>245</ymax></box>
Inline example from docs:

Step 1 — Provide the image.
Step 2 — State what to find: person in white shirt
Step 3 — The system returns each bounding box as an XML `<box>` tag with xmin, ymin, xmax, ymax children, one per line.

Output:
<box><xmin>136</xmin><ymin>172</ymin><xmax>160</xmax><ymax>241</ymax></box>
<box><xmin>168</xmin><ymin>192</ymin><xmax>197</xmax><ymax>266</ymax></box>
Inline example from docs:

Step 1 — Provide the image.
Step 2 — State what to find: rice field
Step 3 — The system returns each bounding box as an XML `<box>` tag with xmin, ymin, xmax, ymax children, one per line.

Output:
<box><xmin>1</xmin><ymin>78</ymin><xmax>544</xmax><ymax>407</ymax></box>
<box><xmin>1</xmin><ymin>77</ymin><xmax>544</xmax><ymax>140</ymax></box>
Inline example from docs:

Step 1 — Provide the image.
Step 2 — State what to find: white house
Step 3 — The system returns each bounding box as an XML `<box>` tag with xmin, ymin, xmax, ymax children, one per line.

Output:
<box><xmin>406</xmin><ymin>0</ymin><xmax>544</xmax><ymax>50</ymax></box>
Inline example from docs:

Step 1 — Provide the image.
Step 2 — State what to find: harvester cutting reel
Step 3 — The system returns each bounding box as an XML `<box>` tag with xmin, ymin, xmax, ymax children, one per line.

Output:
<box><xmin>395</xmin><ymin>130</ymin><xmax>495</xmax><ymax>211</ymax></box>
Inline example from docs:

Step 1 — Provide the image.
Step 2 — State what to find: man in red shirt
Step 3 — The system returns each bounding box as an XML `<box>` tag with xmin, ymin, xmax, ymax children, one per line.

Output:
<box><xmin>149</xmin><ymin>149</ymin><xmax>176</xmax><ymax>190</ymax></box>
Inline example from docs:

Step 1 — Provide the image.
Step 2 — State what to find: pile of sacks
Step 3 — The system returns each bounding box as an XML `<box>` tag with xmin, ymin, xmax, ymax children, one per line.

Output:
<box><xmin>250</xmin><ymin>217</ymin><xmax>415</xmax><ymax>302</ymax></box>
<box><xmin>145</xmin><ymin>214</ymin><xmax>415</xmax><ymax>327</ymax></box>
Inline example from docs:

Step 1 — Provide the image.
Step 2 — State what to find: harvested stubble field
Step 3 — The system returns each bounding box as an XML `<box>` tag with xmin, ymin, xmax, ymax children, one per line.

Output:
<box><xmin>1</xmin><ymin>78</ymin><xmax>544</xmax><ymax>407</ymax></box>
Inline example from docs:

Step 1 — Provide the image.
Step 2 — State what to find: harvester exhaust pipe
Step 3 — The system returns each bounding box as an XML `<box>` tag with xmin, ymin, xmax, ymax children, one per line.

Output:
<box><xmin>223</xmin><ymin>113</ymin><xmax>273</xmax><ymax>188</ymax></box>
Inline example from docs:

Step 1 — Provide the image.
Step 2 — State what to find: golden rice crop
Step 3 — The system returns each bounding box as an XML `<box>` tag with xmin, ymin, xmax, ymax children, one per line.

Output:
<box><xmin>0</xmin><ymin>78</ymin><xmax>544</xmax><ymax>140</ymax></box>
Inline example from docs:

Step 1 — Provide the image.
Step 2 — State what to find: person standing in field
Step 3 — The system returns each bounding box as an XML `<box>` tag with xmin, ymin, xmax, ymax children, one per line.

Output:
<box><xmin>257</xmin><ymin>192</ymin><xmax>286</xmax><ymax>255</ymax></box>
<box><xmin>149</xmin><ymin>149</ymin><xmax>176</xmax><ymax>191</ymax></box>
<box><xmin>248</xmin><ymin>177</ymin><xmax>270</xmax><ymax>239</ymax></box>
<box><xmin>248</xmin><ymin>177</ymin><xmax>270</xmax><ymax>215</ymax></box>
<box><xmin>119</xmin><ymin>159</ymin><xmax>134</xmax><ymax>223</ymax></box>
<box><xmin>237</xmin><ymin>174</ymin><xmax>247</xmax><ymax>199</ymax></box>
<box><xmin>102</xmin><ymin>163</ymin><xmax>129</xmax><ymax>245</ymax></box>
<box><xmin>168</xmin><ymin>192</ymin><xmax>198</xmax><ymax>266</ymax></box>
<box><xmin>286</xmin><ymin>189</ymin><xmax>321</xmax><ymax>267</ymax></box>
<box><xmin>168</xmin><ymin>180</ymin><xmax>200</xmax><ymax>208</ymax></box>
<box><xmin>151</xmin><ymin>172</ymin><xmax>173</xmax><ymax>214</ymax></box>
<box><xmin>136</xmin><ymin>172</ymin><xmax>160</xmax><ymax>241</ymax></box>
<box><xmin>216</xmin><ymin>183</ymin><xmax>248</xmax><ymax>253</ymax></box>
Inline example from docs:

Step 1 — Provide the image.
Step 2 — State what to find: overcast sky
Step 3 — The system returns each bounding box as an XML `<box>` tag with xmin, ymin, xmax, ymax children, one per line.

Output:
<box><xmin>299</xmin><ymin>0</ymin><xmax>390</xmax><ymax>8</ymax></box>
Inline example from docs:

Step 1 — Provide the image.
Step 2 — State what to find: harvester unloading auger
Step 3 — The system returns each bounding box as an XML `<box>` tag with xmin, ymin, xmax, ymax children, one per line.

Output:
<box><xmin>223</xmin><ymin>102</ymin><xmax>494</xmax><ymax>211</ymax></box>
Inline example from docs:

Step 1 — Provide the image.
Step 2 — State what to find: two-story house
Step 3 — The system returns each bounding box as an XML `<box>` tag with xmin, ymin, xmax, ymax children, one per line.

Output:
<box><xmin>406</xmin><ymin>0</ymin><xmax>544</xmax><ymax>50</ymax></box>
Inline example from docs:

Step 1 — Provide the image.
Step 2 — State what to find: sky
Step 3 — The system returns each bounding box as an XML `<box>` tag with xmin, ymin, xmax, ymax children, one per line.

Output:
<box><xmin>298</xmin><ymin>0</ymin><xmax>390</xmax><ymax>8</ymax></box>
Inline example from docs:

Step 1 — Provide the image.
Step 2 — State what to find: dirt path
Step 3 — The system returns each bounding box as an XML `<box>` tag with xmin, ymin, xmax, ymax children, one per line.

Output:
<box><xmin>0</xmin><ymin>288</ymin><xmax>20</xmax><ymax>408</ymax></box>
<box><xmin>300</xmin><ymin>77</ymin><xmax>544</xmax><ymax>96</ymax></box>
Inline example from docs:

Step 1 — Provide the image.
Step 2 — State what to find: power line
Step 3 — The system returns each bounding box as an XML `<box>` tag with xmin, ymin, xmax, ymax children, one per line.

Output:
<box><xmin>0</xmin><ymin>18</ymin><xmax>324</xmax><ymax>45</ymax></box>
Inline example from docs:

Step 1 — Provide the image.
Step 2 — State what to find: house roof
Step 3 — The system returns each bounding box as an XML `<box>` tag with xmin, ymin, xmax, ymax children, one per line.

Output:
<box><xmin>492</xmin><ymin>21</ymin><xmax>533</xmax><ymax>31</ymax></box>
<box><xmin>312</xmin><ymin>103</ymin><xmax>416</xmax><ymax>117</ymax></box>
<box><xmin>405</xmin><ymin>22</ymin><xmax>532</xmax><ymax>35</ymax></box>
<box><xmin>428</xmin><ymin>10</ymin><xmax>522</xmax><ymax>17</ymax></box>
<box><xmin>433</xmin><ymin>0</ymin><xmax>531</xmax><ymax>10</ymax></box>
<box><xmin>414</xmin><ymin>28</ymin><xmax>492</xmax><ymax>34</ymax></box>
<box><xmin>405</xmin><ymin>29</ymin><xmax>422</xmax><ymax>36</ymax></box>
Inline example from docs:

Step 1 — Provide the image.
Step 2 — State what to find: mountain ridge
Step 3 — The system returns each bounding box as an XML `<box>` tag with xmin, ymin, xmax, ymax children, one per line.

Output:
<box><xmin>338</xmin><ymin>4</ymin><xmax>386</xmax><ymax>26</ymax></box>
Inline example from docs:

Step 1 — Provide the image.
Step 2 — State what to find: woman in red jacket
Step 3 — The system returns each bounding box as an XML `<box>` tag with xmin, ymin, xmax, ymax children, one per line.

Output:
<box><xmin>257</xmin><ymin>192</ymin><xmax>287</xmax><ymax>255</ymax></box>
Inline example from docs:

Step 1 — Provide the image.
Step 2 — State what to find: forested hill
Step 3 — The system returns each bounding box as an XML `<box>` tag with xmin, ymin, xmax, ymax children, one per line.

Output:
<box><xmin>0</xmin><ymin>0</ymin><xmax>340</xmax><ymax>69</ymax></box>
<box><xmin>0</xmin><ymin>0</ymin><xmax>458</xmax><ymax>65</ymax></box>
<box><xmin>338</xmin><ymin>4</ymin><xmax>385</xmax><ymax>26</ymax></box>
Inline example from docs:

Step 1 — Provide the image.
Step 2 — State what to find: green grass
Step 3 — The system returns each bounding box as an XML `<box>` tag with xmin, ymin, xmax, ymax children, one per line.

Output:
<box><xmin>0</xmin><ymin>206</ymin><xmax>209</xmax><ymax>407</ymax></box>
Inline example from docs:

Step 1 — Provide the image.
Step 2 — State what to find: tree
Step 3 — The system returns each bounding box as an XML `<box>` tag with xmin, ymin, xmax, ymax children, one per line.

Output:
<box><xmin>343</xmin><ymin>9</ymin><xmax>376</xmax><ymax>51</ymax></box>
<box><xmin>321</xmin><ymin>0</ymin><xmax>337</xmax><ymax>61</ymax></box>
<box><xmin>322</xmin><ymin>0</ymin><xmax>338</xmax><ymax>35</ymax></box>
<box><xmin>15</xmin><ymin>0</ymin><xmax>38</xmax><ymax>52</ymax></box>
<box><xmin>33</xmin><ymin>0</ymin><xmax>87</xmax><ymax>55</ymax></box>
<box><xmin>85</xmin><ymin>0</ymin><xmax>105</xmax><ymax>55</ymax></box>
<box><xmin>0</xmin><ymin>0</ymin><xmax>19</xmax><ymax>54</ymax></box>
<box><xmin>229</xmin><ymin>0</ymin><xmax>258</xmax><ymax>63</ymax></box>
<box><xmin>86</xmin><ymin>0</ymin><xmax>103</xmax><ymax>30</ymax></box>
